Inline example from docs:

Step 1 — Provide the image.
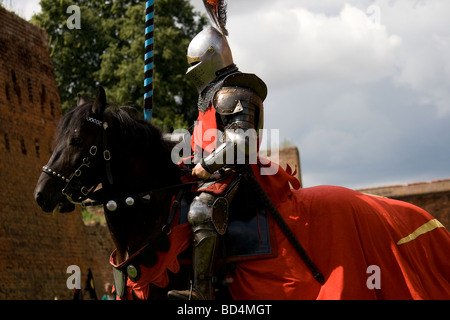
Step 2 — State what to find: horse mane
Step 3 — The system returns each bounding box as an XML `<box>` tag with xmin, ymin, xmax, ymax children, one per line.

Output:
<box><xmin>106</xmin><ymin>105</ymin><xmax>165</xmax><ymax>154</ymax></box>
<box><xmin>56</xmin><ymin>100</ymin><xmax>182</xmax><ymax>191</ymax></box>
<box><xmin>56</xmin><ymin>101</ymin><xmax>166</xmax><ymax>154</ymax></box>
<box><xmin>55</xmin><ymin>101</ymin><xmax>93</xmax><ymax>145</ymax></box>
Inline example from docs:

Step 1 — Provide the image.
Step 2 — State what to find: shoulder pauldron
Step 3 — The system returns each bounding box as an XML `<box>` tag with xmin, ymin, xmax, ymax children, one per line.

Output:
<box><xmin>213</xmin><ymin>87</ymin><xmax>263</xmax><ymax>115</ymax></box>
<box><xmin>212</xmin><ymin>73</ymin><xmax>267</xmax><ymax>115</ymax></box>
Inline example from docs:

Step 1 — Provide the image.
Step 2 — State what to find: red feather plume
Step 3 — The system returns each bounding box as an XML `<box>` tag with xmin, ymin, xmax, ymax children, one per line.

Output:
<box><xmin>203</xmin><ymin>0</ymin><xmax>228</xmax><ymax>36</ymax></box>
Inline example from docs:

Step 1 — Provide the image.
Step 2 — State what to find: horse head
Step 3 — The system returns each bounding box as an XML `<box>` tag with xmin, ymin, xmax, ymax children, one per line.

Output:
<box><xmin>34</xmin><ymin>87</ymin><xmax>183</xmax><ymax>262</ymax></box>
<box><xmin>34</xmin><ymin>87</ymin><xmax>109</xmax><ymax>213</ymax></box>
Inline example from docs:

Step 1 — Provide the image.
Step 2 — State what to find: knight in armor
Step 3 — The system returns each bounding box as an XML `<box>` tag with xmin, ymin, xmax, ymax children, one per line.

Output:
<box><xmin>167</xmin><ymin>26</ymin><xmax>267</xmax><ymax>300</ymax></box>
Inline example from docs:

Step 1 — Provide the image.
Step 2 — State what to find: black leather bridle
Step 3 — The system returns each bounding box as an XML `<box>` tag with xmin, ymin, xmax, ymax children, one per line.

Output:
<box><xmin>42</xmin><ymin>115</ymin><xmax>113</xmax><ymax>205</ymax></box>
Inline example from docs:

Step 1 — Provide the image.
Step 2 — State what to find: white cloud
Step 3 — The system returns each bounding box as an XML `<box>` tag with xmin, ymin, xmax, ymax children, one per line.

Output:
<box><xmin>7</xmin><ymin>0</ymin><xmax>450</xmax><ymax>188</ymax></box>
<box><xmin>221</xmin><ymin>0</ymin><xmax>450</xmax><ymax>118</ymax></box>
<box><xmin>376</xmin><ymin>0</ymin><xmax>450</xmax><ymax>116</ymax></box>
<box><xmin>216</xmin><ymin>0</ymin><xmax>450</xmax><ymax>188</ymax></box>
<box><xmin>227</xmin><ymin>4</ymin><xmax>402</xmax><ymax>92</ymax></box>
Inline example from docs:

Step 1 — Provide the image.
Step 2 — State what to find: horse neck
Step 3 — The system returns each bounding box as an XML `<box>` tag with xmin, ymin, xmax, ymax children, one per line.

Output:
<box><xmin>107</xmin><ymin>149</ymin><xmax>181</xmax><ymax>194</ymax></box>
<box><xmin>102</xmin><ymin>119</ymin><xmax>183</xmax><ymax>262</ymax></box>
<box><xmin>104</xmin><ymin>116</ymin><xmax>182</xmax><ymax>194</ymax></box>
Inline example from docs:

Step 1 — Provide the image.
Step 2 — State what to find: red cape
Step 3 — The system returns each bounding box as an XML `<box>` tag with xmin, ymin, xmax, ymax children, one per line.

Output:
<box><xmin>228</xmin><ymin>181</ymin><xmax>450</xmax><ymax>299</ymax></box>
<box><xmin>112</xmin><ymin>161</ymin><xmax>450</xmax><ymax>300</ymax></box>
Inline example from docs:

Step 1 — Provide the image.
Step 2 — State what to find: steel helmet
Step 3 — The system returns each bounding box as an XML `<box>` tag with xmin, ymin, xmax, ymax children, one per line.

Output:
<box><xmin>186</xmin><ymin>26</ymin><xmax>234</xmax><ymax>93</ymax></box>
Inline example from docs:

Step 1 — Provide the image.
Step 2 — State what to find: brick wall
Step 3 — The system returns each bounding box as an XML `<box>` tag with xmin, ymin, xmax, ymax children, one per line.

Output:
<box><xmin>0</xmin><ymin>8</ymin><xmax>306</xmax><ymax>300</ymax></box>
<box><xmin>265</xmin><ymin>146</ymin><xmax>303</xmax><ymax>188</ymax></box>
<box><xmin>357</xmin><ymin>179</ymin><xmax>450</xmax><ymax>229</ymax></box>
<box><xmin>0</xmin><ymin>7</ymin><xmax>114</xmax><ymax>300</ymax></box>
<box><xmin>397</xmin><ymin>191</ymin><xmax>449</xmax><ymax>230</ymax></box>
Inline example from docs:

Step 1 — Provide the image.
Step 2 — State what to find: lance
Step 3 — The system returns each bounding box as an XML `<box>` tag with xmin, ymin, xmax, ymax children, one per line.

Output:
<box><xmin>144</xmin><ymin>0</ymin><xmax>154</xmax><ymax>123</ymax></box>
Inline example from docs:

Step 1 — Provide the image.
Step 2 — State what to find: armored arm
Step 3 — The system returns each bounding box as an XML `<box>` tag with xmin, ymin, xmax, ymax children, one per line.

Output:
<box><xmin>201</xmin><ymin>84</ymin><xmax>264</xmax><ymax>174</ymax></box>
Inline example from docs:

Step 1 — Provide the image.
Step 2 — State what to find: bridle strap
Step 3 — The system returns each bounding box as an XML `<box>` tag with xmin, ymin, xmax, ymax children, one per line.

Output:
<box><xmin>62</xmin><ymin>160</ymin><xmax>94</xmax><ymax>204</ymax></box>
<box><xmin>43</xmin><ymin>114</ymin><xmax>112</xmax><ymax>205</ymax></box>
<box><xmin>81</xmin><ymin>178</ymin><xmax>199</xmax><ymax>210</ymax></box>
<box><xmin>42</xmin><ymin>165</ymin><xmax>70</xmax><ymax>184</ymax></box>
<box><xmin>86</xmin><ymin>117</ymin><xmax>114</xmax><ymax>185</ymax></box>
<box><xmin>103</xmin><ymin>126</ymin><xmax>114</xmax><ymax>185</ymax></box>
<box><xmin>43</xmin><ymin>111</ymin><xmax>202</xmax><ymax>209</ymax></box>
<box><xmin>87</xmin><ymin>116</ymin><xmax>113</xmax><ymax>185</ymax></box>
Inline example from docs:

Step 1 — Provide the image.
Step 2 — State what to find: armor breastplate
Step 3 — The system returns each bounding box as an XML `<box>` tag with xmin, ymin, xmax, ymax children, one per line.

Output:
<box><xmin>198</xmin><ymin>72</ymin><xmax>268</xmax><ymax>174</ymax></box>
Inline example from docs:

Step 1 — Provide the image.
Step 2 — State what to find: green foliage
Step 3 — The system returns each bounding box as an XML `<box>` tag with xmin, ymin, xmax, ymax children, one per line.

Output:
<box><xmin>81</xmin><ymin>208</ymin><xmax>106</xmax><ymax>225</ymax></box>
<box><xmin>31</xmin><ymin>0</ymin><xmax>207</xmax><ymax>131</ymax></box>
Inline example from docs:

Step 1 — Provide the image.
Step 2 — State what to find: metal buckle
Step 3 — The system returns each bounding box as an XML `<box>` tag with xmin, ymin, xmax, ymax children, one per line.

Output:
<box><xmin>161</xmin><ymin>224</ymin><xmax>172</xmax><ymax>236</ymax></box>
<box><xmin>81</xmin><ymin>186</ymin><xmax>89</xmax><ymax>196</ymax></box>
<box><xmin>103</xmin><ymin>150</ymin><xmax>111</xmax><ymax>161</ymax></box>
<box><xmin>89</xmin><ymin>145</ymin><xmax>97</xmax><ymax>156</ymax></box>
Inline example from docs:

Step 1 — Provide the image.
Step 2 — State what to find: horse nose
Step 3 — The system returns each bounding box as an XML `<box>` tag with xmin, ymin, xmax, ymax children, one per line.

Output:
<box><xmin>35</xmin><ymin>191</ymin><xmax>46</xmax><ymax>208</ymax></box>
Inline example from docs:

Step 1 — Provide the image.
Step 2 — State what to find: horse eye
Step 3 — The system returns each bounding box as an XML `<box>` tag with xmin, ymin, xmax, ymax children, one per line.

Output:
<box><xmin>70</xmin><ymin>136</ymin><xmax>84</xmax><ymax>147</ymax></box>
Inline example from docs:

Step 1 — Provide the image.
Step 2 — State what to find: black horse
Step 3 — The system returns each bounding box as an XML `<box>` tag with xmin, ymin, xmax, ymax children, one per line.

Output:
<box><xmin>34</xmin><ymin>87</ymin><xmax>198</xmax><ymax>298</ymax></box>
<box><xmin>34</xmin><ymin>88</ymin><xmax>450</xmax><ymax>300</ymax></box>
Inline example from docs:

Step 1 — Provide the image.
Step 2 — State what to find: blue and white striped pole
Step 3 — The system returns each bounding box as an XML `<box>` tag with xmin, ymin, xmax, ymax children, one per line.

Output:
<box><xmin>144</xmin><ymin>0</ymin><xmax>154</xmax><ymax>123</ymax></box>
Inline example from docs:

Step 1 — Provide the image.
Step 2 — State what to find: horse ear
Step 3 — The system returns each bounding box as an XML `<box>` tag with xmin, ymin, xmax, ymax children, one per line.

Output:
<box><xmin>92</xmin><ymin>86</ymin><xmax>107</xmax><ymax>115</ymax></box>
<box><xmin>77</xmin><ymin>94</ymin><xmax>89</xmax><ymax>106</ymax></box>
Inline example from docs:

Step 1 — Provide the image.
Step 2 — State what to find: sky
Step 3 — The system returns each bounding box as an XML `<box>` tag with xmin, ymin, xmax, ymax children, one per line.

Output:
<box><xmin>5</xmin><ymin>0</ymin><xmax>450</xmax><ymax>189</ymax></box>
